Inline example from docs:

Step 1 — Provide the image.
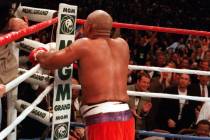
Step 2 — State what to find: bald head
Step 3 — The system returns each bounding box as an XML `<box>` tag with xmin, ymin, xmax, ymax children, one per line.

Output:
<box><xmin>85</xmin><ymin>10</ymin><xmax>113</xmax><ymax>37</ymax></box>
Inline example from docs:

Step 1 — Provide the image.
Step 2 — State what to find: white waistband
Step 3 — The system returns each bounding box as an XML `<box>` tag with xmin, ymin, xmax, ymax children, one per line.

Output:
<box><xmin>80</xmin><ymin>101</ymin><xmax>129</xmax><ymax>117</ymax></box>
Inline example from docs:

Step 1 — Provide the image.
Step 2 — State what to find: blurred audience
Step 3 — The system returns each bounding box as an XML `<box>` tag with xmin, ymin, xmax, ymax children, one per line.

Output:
<box><xmin>1</xmin><ymin>1</ymin><xmax>210</xmax><ymax>139</ymax></box>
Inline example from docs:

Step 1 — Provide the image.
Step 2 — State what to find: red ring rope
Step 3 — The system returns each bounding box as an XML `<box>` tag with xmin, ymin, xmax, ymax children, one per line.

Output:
<box><xmin>0</xmin><ymin>18</ymin><xmax>58</xmax><ymax>46</ymax></box>
<box><xmin>77</xmin><ymin>19</ymin><xmax>210</xmax><ymax>37</ymax></box>
<box><xmin>0</xmin><ymin>17</ymin><xmax>210</xmax><ymax>46</ymax></box>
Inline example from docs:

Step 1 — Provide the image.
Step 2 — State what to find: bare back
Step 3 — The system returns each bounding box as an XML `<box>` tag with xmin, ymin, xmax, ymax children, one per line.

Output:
<box><xmin>36</xmin><ymin>10</ymin><xmax>129</xmax><ymax>105</ymax></box>
<box><xmin>78</xmin><ymin>37</ymin><xmax>129</xmax><ymax>104</ymax></box>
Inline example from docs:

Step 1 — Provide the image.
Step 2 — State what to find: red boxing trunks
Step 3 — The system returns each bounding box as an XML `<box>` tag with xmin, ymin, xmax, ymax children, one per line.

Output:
<box><xmin>81</xmin><ymin>102</ymin><xmax>135</xmax><ymax>140</ymax></box>
<box><xmin>86</xmin><ymin>115</ymin><xmax>134</xmax><ymax>140</ymax></box>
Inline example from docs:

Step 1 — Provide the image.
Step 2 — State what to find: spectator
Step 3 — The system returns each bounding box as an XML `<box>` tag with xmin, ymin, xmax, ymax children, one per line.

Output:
<box><xmin>0</xmin><ymin>1</ymin><xmax>28</xmax><ymax>130</ymax></box>
<box><xmin>197</xmin><ymin>102</ymin><xmax>210</xmax><ymax>123</ymax></box>
<box><xmin>134</xmin><ymin>35</ymin><xmax>151</xmax><ymax>65</ymax></box>
<box><xmin>158</xmin><ymin>73</ymin><xmax>197</xmax><ymax>133</ymax></box>
<box><xmin>150</xmin><ymin>65</ymin><xmax>173</xmax><ymax>92</ymax></box>
<box><xmin>154</xmin><ymin>52</ymin><xmax>166</xmax><ymax>67</ymax></box>
<box><xmin>128</xmin><ymin>72</ymin><xmax>152</xmax><ymax>130</ymax></box>
<box><xmin>169</xmin><ymin>52</ymin><xmax>181</xmax><ymax>66</ymax></box>
<box><xmin>148</xmin><ymin>64</ymin><xmax>174</xmax><ymax>130</ymax></box>
<box><xmin>191</xmin><ymin>75</ymin><xmax>210</xmax><ymax>97</ymax></box>
<box><xmin>204</xmin><ymin>50</ymin><xmax>210</xmax><ymax>64</ymax></box>
<box><xmin>191</xmin><ymin>59</ymin><xmax>209</xmax><ymax>84</ymax></box>
<box><xmin>199</xmin><ymin>59</ymin><xmax>209</xmax><ymax>71</ymax></box>
<box><xmin>179</xmin><ymin>57</ymin><xmax>190</xmax><ymax>69</ymax></box>
<box><xmin>196</xmin><ymin>119</ymin><xmax>210</xmax><ymax>137</ymax></box>
<box><xmin>127</xmin><ymin>59</ymin><xmax>137</xmax><ymax>85</ymax></box>
<box><xmin>178</xmin><ymin>119</ymin><xmax>210</xmax><ymax>137</ymax></box>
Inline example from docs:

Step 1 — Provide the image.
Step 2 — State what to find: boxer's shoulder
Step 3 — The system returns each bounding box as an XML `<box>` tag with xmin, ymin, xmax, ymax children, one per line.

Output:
<box><xmin>114</xmin><ymin>37</ymin><xmax>128</xmax><ymax>44</ymax></box>
<box><xmin>73</xmin><ymin>37</ymin><xmax>91</xmax><ymax>46</ymax></box>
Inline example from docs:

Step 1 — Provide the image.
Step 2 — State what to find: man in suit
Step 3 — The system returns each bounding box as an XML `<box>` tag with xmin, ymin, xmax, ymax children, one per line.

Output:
<box><xmin>158</xmin><ymin>73</ymin><xmax>197</xmax><ymax>133</ymax></box>
<box><xmin>197</xmin><ymin>102</ymin><xmax>210</xmax><ymax>124</ymax></box>
<box><xmin>128</xmin><ymin>72</ymin><xmax>152</xmax><ymax>130</ymax></box>
<box><xmin>147</xmin><ymin>65</ymin><xmax>173</xmax><ymax>130</ymax></box>
<box><xmin>190</xmin><ymin>75</ymin><xmax>210</xmax><ymax>97</ymax></box>
<box><xmin>189</xmin><ymin>75</ymin><xmax>210</xmax><ymax>120</ymax></box>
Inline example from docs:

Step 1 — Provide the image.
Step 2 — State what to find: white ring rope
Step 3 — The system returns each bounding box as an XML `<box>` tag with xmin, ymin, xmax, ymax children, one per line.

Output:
<box><xmin>21</xmin><ymin>38</ymin><xmax>48</xmax><ymax>49</ymax></box>
<box><xmin>129</xmin><ymin>65</ymin><xmax>210</xmax><ymax>76</ymax></box>
<box><xmin>72</xmin><ymin>84</ymin><xmax>210</xmax><ymax>102</ymax></box>
<box><xmin>5</xmin><ymin>64</ymin><xmax>41</xmax><ymax>93</ymax></box>
<box><xmin>127</xmin><ymin>91</ymin><xmax>210</xmax><ymax>102</ymax></box>
<box><xmin>15</xmin><ymin>5</ymin><xmax>57</xmax><ymax>22</ymax></box>
<box><xmin>72</xmin><ymin>84</ymin><xmax>81</xmax><ymax>90</ymax></box>
<box><xmin>18</xmin><ymin>68</ymin><xmax>53</xmax><ymax>87</ymax></box>
<box><xmin>0</xmin><ymin>84</ymin><xmax>53</xmax><ymax>140</ymax></box>
<box><xmin>2</xmin><ymin>62</ymin><xmax>206</xmax><ymax>139</ymax></box>
<box><xmin>16</xmin><ymin>99</ymin><xmax>52</xmax><ymax>126</ymax></box>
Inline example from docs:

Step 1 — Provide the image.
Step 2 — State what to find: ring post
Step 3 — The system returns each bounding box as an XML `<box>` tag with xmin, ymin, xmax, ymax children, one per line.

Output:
<box><xmin>0</xmin><ymin>84</ymin><xmax>53</xmax><ymax>140</ymax></box>
<box><xmin>51</xmin><ymin>3</ymin><xmax>77</xmax><ymax>140</ymax></box>
<box><xmin>7</xmin><ymin>43</ymin><xmax>19</xmax><ymax>140</ymax></box>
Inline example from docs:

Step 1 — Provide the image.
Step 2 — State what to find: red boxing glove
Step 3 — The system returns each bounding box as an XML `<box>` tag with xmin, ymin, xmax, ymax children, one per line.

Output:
<box><xmin>29</xmin><ymin>47</ymin><xmax>48</xmax><ymax>65</ymax></box>
<box><xmin>0</xmin><ymin>84</ymin><xmax>6</xmax><ymax>98</ymax></box>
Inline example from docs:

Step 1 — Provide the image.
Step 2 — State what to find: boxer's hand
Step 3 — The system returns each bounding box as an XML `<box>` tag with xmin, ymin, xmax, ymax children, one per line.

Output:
<box><xmin>0</xmin><ymin>84</ymin><xmax>6</xmax><ymax>98</ymax></box>
<box><xmin>46</xmin><ymin>42</ymin><xmax>56</xmax><ymax>52</ymax></box>
<box><xmin>168</xmin><ymin>119</ymin><xmax>176</xmax><ymax>128</ymax></box>
<box><xmin>131</xmin><ymin>108</ymin><xmax>142</xmax><ymax>120</ymax></box>
<box><xmin>29</xmin><ymin>47</ymin><xmax>48</xmax><ymax>65</ymax></box>
<box><xmin>142</xmin><ymin>101</ymin><xmax>152</xmax><ymax>113</ymax></box>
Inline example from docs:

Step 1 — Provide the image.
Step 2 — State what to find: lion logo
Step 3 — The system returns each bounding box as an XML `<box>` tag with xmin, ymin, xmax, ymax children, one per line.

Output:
<box><xmin>54</xmin><ymin>123</ymin><xmax>68</xmax><ymax>139</ymax></box>
<box><xmin>60</xmin><ymin>14</ymin><xmax>75</xmax><ymax>35</ymax></box>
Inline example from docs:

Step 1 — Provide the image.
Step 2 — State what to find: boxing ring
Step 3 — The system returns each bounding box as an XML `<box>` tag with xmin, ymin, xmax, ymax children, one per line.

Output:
<box><xmin>0</xmin><ymin>4</ymin><xmax>210</xmax><ymax>140</ymax></box>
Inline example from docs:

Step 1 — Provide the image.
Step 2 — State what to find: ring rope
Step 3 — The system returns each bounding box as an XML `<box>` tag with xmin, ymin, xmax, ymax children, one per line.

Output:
<box><xmin>21</xmin><ymin>38</ymin><xmax>48</xmax><ymax>50</ymax></box>
<box><xmin>67</xmin><ymin>121</ymin><xmax>210</xmax><ymax>140</ymax></box>
<box><xmin>18</xmin><ymin>68</ymin><xmax>53</xmax><ymax>85</ymax></box>
<box><xmin>18</xmin><ymin>62</ymin><xmax>210</xmax><ymax>92</ymax></box>
<box><xmin>10</xmin><ymin>63</ymin><xmax>210</xmax><ymax>95</ymax></box>
<box><xmin>6</xmin><ymin>64</ymin><xmax>40</xmax><ymax>93</ymax></box>
<box><xmin>129</xmin><ymin>65</ymin><xmax>210</xmax><ymax>76</ymax></box>
<box><xmin>76</xmin><ymin>19</ymin><xmax>210</xmax><ymax>37</ymax></box>
<box><xmin>1</xmin><ymin>17</ymin><xmax>210</xmax><ymax>47</ymax></box>
<box><xmin>0</xmin><ymin>18</ymin><xmax>58</xmax><ymax>46</ymax></box>
<box><xmin>16</xmin><ymin>99</ymin><xmax>52</xmax><ymax>126</ymax></box>
<box><xmin>72</xmin><ymin>84</ymin><xmax>210</xmax><ymax>102</ymax></box>
<box><xmin>0</xmin><ymin>84</ymin><xmax>53</xmax><ymax>140</ymax></box>
<box><xmin>137</xmin><ymin>130</ymin><xmax>210</xmax><ymax>140</ymax></box>
<box><xmin>128</xmin><ymin>91</ymin><xmax>210</xmax><ymax>102</ymax></box>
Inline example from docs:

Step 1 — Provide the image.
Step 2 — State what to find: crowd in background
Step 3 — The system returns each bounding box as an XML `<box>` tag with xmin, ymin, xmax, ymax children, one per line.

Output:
<box><xmin>1</xmin><ymin>0</ymin><xmax>210</xmax><ymax>139</ymax></box>
<box><xmin>20</xmin><ymin>0</ymin><xmax>210</xmax><ymax>30</ymax></box>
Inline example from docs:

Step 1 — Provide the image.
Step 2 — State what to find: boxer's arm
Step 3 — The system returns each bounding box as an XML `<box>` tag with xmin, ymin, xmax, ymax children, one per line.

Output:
<box><xmin>36</xmin><ymin>39</ymin><xmax>85</xmax><ymax>70</ymax></box>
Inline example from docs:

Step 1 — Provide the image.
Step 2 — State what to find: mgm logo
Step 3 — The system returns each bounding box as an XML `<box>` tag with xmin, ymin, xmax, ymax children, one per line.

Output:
<box><xmin>60</xmin><ymin>14</ymin><xmax>75</xmax><ymax>35</ymax></box>
<box><xmin>54</xmin><ymin>122</ymin><xmax>68</xmax><ymax>139</ymax></box>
